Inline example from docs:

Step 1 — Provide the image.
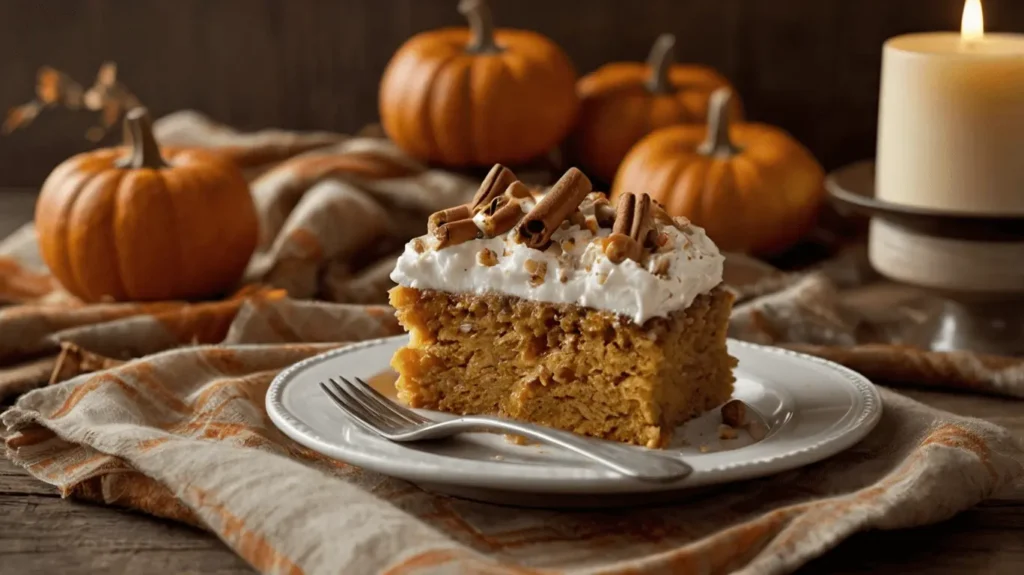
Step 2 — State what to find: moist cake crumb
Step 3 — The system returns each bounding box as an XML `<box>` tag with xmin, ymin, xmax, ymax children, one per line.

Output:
<box><xmin>388</xmin><ymin>164</ymin><xmax>734</xmax><ymax>448</ymax></box>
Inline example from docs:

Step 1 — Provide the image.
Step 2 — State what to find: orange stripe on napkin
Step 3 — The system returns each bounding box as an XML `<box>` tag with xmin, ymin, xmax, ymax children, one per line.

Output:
<box><xmin>385</xmin><ymin>549</ymin><xmax>544</xmax><ymax>575</ymax></box>
<box><xmin>186</xmin><ymin>485</ymin><xmax>304</xmax><ymax>575</ymax></box>
<box><xmin>922</xmin><ymin>423</ymin><xmax>996</xmax><ymax>479</ymax></box>
<box><xmin>150</xmin><ymin>287</ymin><xmax>287</xmax><ymax>344</ymax></box>
<box><xmin>4</xmin><ymin>425</ymin><xmax>57</xmax><ymax>449</ymax></box>
<box><xmin>0</xmin><ymin>256</ymin><xmax>58</xmax><ymax>303</ymax></box>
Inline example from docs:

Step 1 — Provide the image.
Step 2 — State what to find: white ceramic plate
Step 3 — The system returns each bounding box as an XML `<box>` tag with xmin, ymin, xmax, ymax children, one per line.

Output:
<box><xmin>267</xmin><ymin>336</ymin><xmax>881</xmax><ymax>507</ymax></box>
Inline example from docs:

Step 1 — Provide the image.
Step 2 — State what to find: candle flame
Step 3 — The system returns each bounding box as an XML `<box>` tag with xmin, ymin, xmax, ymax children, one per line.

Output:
<box><xmin>962</xmin><ymin>0</ymin><xmax>984</xmax><ymax>41</ymax></box>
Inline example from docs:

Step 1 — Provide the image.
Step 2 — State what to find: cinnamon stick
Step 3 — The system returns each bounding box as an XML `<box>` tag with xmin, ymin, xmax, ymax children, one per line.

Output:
<box><xmin>514</xmin><ymin>167</ymin><xmax>592</xmax><ymax>249</ymax></box>
<box><xmin>504</xmin><ymin>180</ymin><xmax>534</xmax><ymax>201</ymax></box>
<box><xmin>481</xmin><ymin>200</ymin><xmax>526</xmax><ymax>237</ymax></box>
<box><xmin>630</xmin><ymin>192</ymin><xmax>652</xmax><ymax>244</ymax></box>
<box><xmin>605</xmin><ymin>192</ymin><xmax>652</xmax><ymax>263</ymax></box>
<box><xmin>613</xmin><ymin>192</ymin><xmax>636</xmax><ymax>236</ymax></box>
<box><xmin>428</xmin><ymin>204</ymin><xmax>473</xmax><ymax>232</ymax></box>
<box><xmin>481</xmin><ymin>195</ymin><xmax>509</xmax><ymax>216</ymax></box>
<box><xmin>434</xmin><ymin>219</ymin><xmax>481</xmax><ymax>248</ymax></box>
<box><xmin>471</xmin><ymin>164</ymin><xmax>518</xmax><ymax>210</ymax></box>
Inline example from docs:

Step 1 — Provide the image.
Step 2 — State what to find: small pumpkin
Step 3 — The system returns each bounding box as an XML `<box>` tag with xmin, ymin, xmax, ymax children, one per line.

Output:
<box><xmin>573</xmin><ymin>34</ymin><xmax>742</xmax><ymax>183</ymax></box>
<box><xmin>611</xmin><ymin>88</ymin><xmax>824</xmax><ymax>255</ymax></box>
<box><xmin>379</xmin><ymin>0</ymin><xmax>579</xmax><ymax>167</ymax></box>
<box><xmin>36</xmin><ymin>108</ymin><xmax>259</xmax><ymax>302</ymax></box>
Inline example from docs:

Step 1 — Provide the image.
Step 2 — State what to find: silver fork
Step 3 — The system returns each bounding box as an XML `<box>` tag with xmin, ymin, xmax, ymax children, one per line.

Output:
<box><xmin>319</xmin><ymin>376</ymin><xmax>694</xmax><ymax>483</ymax></box>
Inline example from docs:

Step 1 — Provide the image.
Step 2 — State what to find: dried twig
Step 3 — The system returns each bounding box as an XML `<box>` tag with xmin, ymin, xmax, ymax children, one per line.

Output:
<box><xmin>3</xmin><ymin>62</ymin><xmax>142</xmax><ymax>141</ymax></box>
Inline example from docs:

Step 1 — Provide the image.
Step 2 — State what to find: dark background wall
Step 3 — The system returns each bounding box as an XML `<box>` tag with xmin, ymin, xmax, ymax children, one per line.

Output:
<box><xmin>2</xmin><ymin>0</ymin><xmax>1023</xmax><ymax>188</ymax></box>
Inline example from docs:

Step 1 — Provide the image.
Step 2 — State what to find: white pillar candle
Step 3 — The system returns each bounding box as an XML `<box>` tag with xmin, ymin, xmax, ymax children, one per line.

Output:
<box><xmin>876</xmin><ymin>1</ymin><xmax>1024</xmax><ymax>215</ymax></box>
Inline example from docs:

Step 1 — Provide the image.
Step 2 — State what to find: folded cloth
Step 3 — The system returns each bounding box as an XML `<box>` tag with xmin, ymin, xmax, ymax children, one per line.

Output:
<box><xmin>3</xmin><ymin>345</ymin><xmax>1022</xmax><ymax>575</ymax></box>
<box><xmin>2</xmin><ymin>112</ymin><xmax>1023</xmax><ymax>575</ymax></box>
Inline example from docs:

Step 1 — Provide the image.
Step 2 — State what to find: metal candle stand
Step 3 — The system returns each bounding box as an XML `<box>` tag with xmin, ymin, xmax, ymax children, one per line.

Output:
<box><xmin>826</xmin><ymin>161</ymin><xmax>1024</xmax><ymax>356</ymax></box>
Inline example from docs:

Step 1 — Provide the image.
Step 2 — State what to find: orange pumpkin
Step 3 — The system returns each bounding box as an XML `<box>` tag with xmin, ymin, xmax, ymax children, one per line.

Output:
<box><xmin>36</xmin><ymin>108</ymin><xmax>258</xmax><ymax>302</ymax></box>
<box><xmin>573</xmin><ymin>34</ymin><xmax>742</xmax><ymax>183</ymax></box>
<box><xmin>612</xmin><ymin>88</ymin><xmax>824</xmax><ymax>255</ymax></box>
<box><xmin>379</xmin><ymin>0</ymin><xmax>579</xmax><ymax>167</ymax></box>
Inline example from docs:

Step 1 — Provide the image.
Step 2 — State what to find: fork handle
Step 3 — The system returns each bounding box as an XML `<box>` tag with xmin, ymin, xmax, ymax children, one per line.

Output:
<box><xmin>443</xmin><ymin>416</ymin><xmax>694</xmax><ymax>483</ymax></box>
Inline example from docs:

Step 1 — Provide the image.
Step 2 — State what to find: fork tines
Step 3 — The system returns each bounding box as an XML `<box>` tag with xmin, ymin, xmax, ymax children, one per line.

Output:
<box><xmin>319</xmin><ymin>377</ymin><xmax>427</xmax><ymax>436</ymax></box>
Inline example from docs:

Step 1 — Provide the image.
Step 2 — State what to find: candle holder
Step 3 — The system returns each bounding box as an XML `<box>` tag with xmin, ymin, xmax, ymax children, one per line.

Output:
<box><xmin>826</xmin><ymin>161</ymin><xmax>1024</xmax><ymax>356</ymax></box>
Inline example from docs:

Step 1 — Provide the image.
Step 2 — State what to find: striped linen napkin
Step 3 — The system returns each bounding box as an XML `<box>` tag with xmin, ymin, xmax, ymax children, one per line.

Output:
<box><xmin>2</xmin><ymin>112</ymin><xmax>1023</xmax><ymax>575</ymax></box>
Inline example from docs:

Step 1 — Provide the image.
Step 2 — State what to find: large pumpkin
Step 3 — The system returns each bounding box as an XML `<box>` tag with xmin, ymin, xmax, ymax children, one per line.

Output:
<box><xmin>379</xmin><ymin>0</ymin><xmax>579</xmax><ymax>167</ymax></box>
<box><xmin>611</xmin><ymin>88</ymin><xmax>824</xmax><ymax>255</ymax></box>
<box><xmin>36</xmin><ymin>108</ymin><xmax>258</xmax><ymax>302</ymax></box>
<box><xmin>573</xmin><ymin>34</ymin><xmax>741</xmax><ymax>183</ymax></box>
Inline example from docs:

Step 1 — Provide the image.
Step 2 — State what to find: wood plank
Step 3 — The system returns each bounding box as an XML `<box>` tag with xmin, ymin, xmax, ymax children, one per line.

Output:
<box><xmin>0</xmin><ymin>490</ymin><xmax>252</xmax><ymax>574</ymax></box>
<box><xmin>802</xmin><ymin>504</ymin><xmax>1024</xmax><ymax>574</ymax></box>
<box><xmin>0</xmin><ymin>458</ymin><xmax>59</xmax><ymax>497</ymax></box>
<box><xmin>900</xmin><ymin>388</ymin><xmax>1024</xmax><ymax>440</ymax></box>
<box><xmin>3</xmin><ymin>0</ymin><xmax>1024</xmax><ymax>186</ymax></box>
<box><xmin>2</xmin><ymin>453</ymin><xmax>1022</xmax><ymax>575</ymax></box>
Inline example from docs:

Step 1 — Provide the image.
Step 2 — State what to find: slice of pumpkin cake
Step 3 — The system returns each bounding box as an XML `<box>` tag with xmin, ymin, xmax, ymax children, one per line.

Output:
<box><xmin>388</xmin><ymin>164</ymin><xmax>735</xmax><ymax>448</ymax></box>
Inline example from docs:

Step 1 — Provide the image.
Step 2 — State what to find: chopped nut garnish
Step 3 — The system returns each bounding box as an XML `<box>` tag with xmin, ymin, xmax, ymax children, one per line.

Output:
<box><xmin>652</xmin><ymin>256</ymin><xmax>671</xmax><ymax>276</ymax></box>
<box><xmin>604</xmin><ymin>234</ymin><xmax>640</xmax><ymax>264</ymax></box>
<box><xmin>478</xmin><ymin>247</ymin><xmax>498</xmax><ymax>267</ymax></box>
<box><xmin>596</xmin><ymin>272</ymin><xmax>608</xmax><ymax>285</ymax></box>
<box><xmin>655</xmin><ymin>232</ymin><xmax>670</xmax><ymax>248</ymax></box>
<box><xmin>558</xmin><ymin>268</ymin><xmax>570</xmax><ymax>283</ymax></box>
<box><xmin>568</xmin><ymin>210</ymin><xmax>586</xmax><ymax>227</ymax></box>
<box><xmin>584</xmin><ymin>217</ymin><xmax>599</xmax><ymax>234</ymax></box>
<box><xmin>525</xmin><ymin>259</ymin><xmax>547</xmax><ymax>286</ymax></box>
<box><xmin>718</xmin><ymin>424</ymin><xmax>739</xmax><ymax>440</ymax></box>
<box><xmin>412</xmin><ymin>238</ymin><xmax>426</xmax><ymax>253</ymax></box>
<box><xmin>673</xmin><ymin>216</ymin><xmax>691</xmax><ymax>230</ymax></box>
<box><xmin>720</xmin><ymin>399</ymin><xmax>747</xmax><ymax>428</ymax></box>
<box><xmin>560</xmin><ymin>238</ymin><xmax>575</xmax><ymax>252</ymax></box>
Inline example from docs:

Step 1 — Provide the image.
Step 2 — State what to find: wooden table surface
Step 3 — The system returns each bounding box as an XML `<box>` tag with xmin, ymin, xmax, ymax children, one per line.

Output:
<box><xmin>1</xmin><ymin>190</ymin><xmax>1023</xmax><ymax>574</ymax></box>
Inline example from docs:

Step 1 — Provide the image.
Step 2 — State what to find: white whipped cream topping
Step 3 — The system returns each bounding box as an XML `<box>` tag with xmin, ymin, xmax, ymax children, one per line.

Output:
<box><xmin>390</xmin><ymin>194</ymin><xmax>724</xmax><ymax>325</ymax></box>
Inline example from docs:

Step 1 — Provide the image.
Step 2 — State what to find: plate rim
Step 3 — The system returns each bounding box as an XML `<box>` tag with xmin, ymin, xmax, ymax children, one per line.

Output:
<box><xmin>267</xmin><ymin>336</ymin><xmax>882</xmax><ymax>493</ymax></box>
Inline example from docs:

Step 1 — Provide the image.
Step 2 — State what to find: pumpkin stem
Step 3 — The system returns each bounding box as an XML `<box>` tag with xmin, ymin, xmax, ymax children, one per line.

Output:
<box><xmin>645</xmin><ymin>34</ymin><xmax>676</xmax><ymax>94</ymax></box>
<box><xmin>118</xmin><ymin>107</ymin><xmax>167</xmax><ymax>170</ymax></box>
<box><xmin>459</xmin><ymin>0</ymin><xmax>502</xmax><ymax>54</ymax></box>
<box><xmin>698</xmin><ymin>88</ymin><xmax>742</xmax><ymax>158</ymax></box>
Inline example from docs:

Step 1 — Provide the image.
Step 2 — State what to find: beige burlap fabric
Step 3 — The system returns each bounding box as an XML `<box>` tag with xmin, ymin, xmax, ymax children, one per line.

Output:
<box><xmin>3</xmin><ymin>112</ymin><xmax>1023</xmax><ymax>575</ymax></box>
